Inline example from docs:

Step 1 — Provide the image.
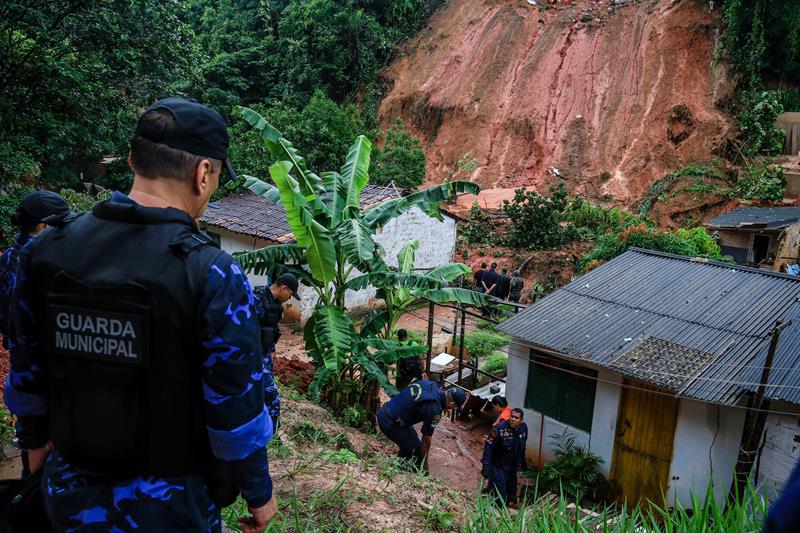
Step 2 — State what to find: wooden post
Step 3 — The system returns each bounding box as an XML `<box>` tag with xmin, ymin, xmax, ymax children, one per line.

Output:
<box><xmin>458</xmin><ymin>304</ymin><xmax>466</xmax><ymax>384</ymax></box>
<box><xmin>426</xmin><ymin>300</ymin><xmax>435</xmax><ymax>373</ymax></box>
<box><xmin>729</xmin><ymin>320</ymin><xmax>786</xmax><ymax>502</ymax></box>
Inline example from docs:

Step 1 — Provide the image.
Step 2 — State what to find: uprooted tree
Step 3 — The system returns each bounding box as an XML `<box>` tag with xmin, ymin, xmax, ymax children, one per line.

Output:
<box><xmin>232</xmin><ymin>106</ymin><xmax>483</xmax><ymax>419</ymax></box>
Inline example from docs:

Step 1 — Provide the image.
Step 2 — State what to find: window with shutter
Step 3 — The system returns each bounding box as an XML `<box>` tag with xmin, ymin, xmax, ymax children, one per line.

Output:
<box><xmin>524</xmin><ymin>350</ymin><xmax>597</xmax><ymax>433</ymax></box>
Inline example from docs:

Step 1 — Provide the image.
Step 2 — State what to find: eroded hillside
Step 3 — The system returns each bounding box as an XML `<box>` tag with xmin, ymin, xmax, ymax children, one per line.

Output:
<box><xmin>379</xmin><ymin>0</ymin><xmax>735</xmax><ymax>204</ymax></box>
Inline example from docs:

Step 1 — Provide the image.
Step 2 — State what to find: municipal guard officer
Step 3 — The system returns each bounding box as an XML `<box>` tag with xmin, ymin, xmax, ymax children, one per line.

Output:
<box><xmin>4</xmin><ymin>97</ymin><xmax>276</xmax><ymax>532</ymax></box>
<box><xmin>0</xmin><ymin>190</ymin><xmax>70</xmax><ymax>350</ymax></box>
<box><xmin>395</xmin><ymin>328</ymin><xmax>425</xmax><ymax>391</ymax></box>
<box><xmin>377</xmin><ymin>380</ymin><xmax>467</xmax><ymax>469</ymax></box>
<box><xmin>253</xmin><ymin>272</ymin><xmax>300</xmax><ymax>428</ymax></box>
<box><xmin>481</xmin><ymin>408</ymin><xmax>528</xmax><ymax>506</ymax></box>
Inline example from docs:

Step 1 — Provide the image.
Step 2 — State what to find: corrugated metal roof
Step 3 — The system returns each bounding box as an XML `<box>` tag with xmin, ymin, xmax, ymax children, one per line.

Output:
<box><xmin>499</xmin><ymin>248</ymin><xmax>800</xmax><ymax>406</ymax></box>
<box><xmin>704</xmin><ymin>206</ymin><xmax>800</xmax><ymax>230</ymax></box>
<box><xmin>200</xmin><ymin>185</ymin><xmax>399</xmax><ymax>241</ymax></box>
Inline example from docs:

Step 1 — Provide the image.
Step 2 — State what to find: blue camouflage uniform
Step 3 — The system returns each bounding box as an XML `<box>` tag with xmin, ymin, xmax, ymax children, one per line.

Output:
<box><xmin>765</xmin><ymin>460</ymin><xmax>800</xmax><ymax>533</ymax></box>
<box><xmin>0</xmin><ymin>233</ymin><xmax>32</xmax><ymax>349</ymax></box>
<box><xmin>481</xmin><ymin>419</ymin><xmax>528</xmax><ymax>504</ymax></box>
<box><xmin>4</xmin><ymin>192</ymin><xmax>274</xmax><ymax>532</ymax></box>
<box><xmin>253</xmin><ymin>287</ymin><xmax>281</xmax><ymax>427</ymax></box>
<box><xmin>377</xmin><ymin>380</ymin><xmax>445</xmax><ymax>466</ymax></box>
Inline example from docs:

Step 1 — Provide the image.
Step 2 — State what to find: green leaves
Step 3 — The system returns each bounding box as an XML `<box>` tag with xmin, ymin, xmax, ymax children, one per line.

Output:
<box><xmin>340</xmin><ymin>135</ymin><xmax>372</xmax><ymax>220</ymax></box>
<box><xmin>426</xmin><ymin>262</ymin><xmax>471</xmax><ymax>282</ymax></box>
<box><xmin>422</xmin><ymin>288</ymin><xmax>486</xmax><ymax>307</ymax></box>
<box><xmin>233</xmin><ymin>244</ymin><xmax>305</xmax><ymax>275</ymax></box>
<box><xmin>313</xmin><ymin>306</ymin><xmax>355</xmax><ymax>374</ymax></box>
<box><xmin>336</xmin><ymin>218</ymin><xmax>378</xmax><ymax>268</ymax></box>
<box><xmin>243</xmin><ymin>175</ymin><xmax>282</xmax><ymax>204</ymax></box>
<box><xmin>346</xmin><ymin>271</ymin><xmax>442</xmax><ymax>292</ymax></box>
<box><xmin>363</xmin><ymin>180</ymin><xmax>480</xmax><ymax>229</ymax></box>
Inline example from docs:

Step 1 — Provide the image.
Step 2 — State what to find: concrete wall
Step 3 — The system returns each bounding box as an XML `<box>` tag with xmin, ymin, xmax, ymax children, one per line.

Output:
<box><xmin>205</xmin><ymin>207</ymin><xmax>457</xmax><ymax>321</ymax></box>
<box><xmin>667</xmin><ymin>401</ymin><xmax>746</xmax><ymax>507</ymax></box>
<box><xmin>506</xmin><ymin>338</ymin><xmax>620</xmax><ymax>476</ymax></box>
<box><xmin>757</xmin><ymin>411</ymin><xmax>800</xmax><ymax>497</ymax></box>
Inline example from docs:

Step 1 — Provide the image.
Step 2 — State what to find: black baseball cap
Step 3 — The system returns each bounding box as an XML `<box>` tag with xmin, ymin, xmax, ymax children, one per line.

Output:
<box><xmin>12</xmin><ymin>191</ymin><xmax>71</xmax><ymax>226</ymax></box>
<box><xmin>275</xmin><ymin>273</ymin><xmax>300</xmax><ymax>300</ymax></box>
<box><xmin>135</xmin><ymin>97</ymin><xmax>237</xmax><ymax>184</ymax></box>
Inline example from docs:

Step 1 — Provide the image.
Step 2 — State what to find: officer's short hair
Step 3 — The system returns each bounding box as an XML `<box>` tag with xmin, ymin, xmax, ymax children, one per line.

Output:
<box><xmin>491</xmin><ymin>395</ymin><xmax>507</xmax><ymax>408</ymax></box>
<box><xmin>397</xmin><ymin>328</ymin><xmax>408</xmax><ymax>341</ymax></box>
<box><xmin>129</xmin><ymin>109</ymin><xmax>222</xmax><ymax>182</ymax></box>
<box><xmin>511</xmin><ymin>408</ymin><xmax>524</xmax><ymax>419</ymax></box>
<box><xmin>481</xmin><ymin>262</ymin><xmax>487</xmax><ymax>268</ymax></box>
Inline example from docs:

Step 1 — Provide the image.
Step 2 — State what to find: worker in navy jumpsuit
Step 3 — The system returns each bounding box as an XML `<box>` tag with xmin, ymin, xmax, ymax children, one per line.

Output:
<box><xmin>481</xmin><ymin>408</ymin><xmax>528</xmax><ymax>505</ymax></box>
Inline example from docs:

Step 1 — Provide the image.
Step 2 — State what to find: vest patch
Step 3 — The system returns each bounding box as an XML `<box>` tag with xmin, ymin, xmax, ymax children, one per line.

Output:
<box><xmin>49</xmin><ymin>304</ymin><xmax>146</xmax><ymax>362</ymax></box>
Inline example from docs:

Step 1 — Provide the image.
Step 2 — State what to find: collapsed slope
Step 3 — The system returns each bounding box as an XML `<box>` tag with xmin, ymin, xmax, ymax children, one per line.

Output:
<box><xmin>379</xmin><ymin>0</ymin><xmax>735</xmax><ymax>204</ymax></box>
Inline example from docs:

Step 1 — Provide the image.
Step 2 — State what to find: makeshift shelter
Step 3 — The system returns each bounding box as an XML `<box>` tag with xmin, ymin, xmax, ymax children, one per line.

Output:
<box><xmin>776</xmin><ymin>112</ymin><xmax>800</xmax><ymax>156</ymax></box>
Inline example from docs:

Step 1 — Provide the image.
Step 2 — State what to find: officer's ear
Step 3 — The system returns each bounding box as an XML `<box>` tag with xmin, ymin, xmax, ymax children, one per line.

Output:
<box><xmin>194</xmin><ymin>159</ymin><xmax>216</xmax><ymax>196</ymax></box>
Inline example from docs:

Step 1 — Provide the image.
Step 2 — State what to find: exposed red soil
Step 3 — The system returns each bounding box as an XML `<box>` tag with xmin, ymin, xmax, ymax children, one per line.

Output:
<box><xmin>274</xmin><ymin>357</ymin><xmax>315</xmax><ymax>394</ymax></box>
<box><xmin>379</xmin><ymin>0</ymin><xmax>736</xmax><ymax>205</ymax></box>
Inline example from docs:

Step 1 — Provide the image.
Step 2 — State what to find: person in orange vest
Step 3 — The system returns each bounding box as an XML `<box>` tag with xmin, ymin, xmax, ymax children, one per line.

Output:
<box><xmin>491</xmin><ymin>396</ymin><xmax>512</xmax><ymax>427</ymax></box>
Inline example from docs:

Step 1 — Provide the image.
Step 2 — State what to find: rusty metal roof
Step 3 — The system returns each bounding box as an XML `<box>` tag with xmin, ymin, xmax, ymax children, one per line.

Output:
<box><xmin>200</xmin><ymin>185</ymin><xmax>399</xmax><ymax>242</ymax></box>
<box><xmin>499</xmin><ymin>248</ymin><xmax>800</xmax><ymax>406</ymax></box>
<box><xmin>704</xmin><ymin>206</ymin><xmax>800</xmax><ymax>230</ymax></box>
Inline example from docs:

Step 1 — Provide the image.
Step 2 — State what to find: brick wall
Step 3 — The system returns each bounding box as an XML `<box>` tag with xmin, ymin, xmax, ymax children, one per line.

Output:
<box><xmin>757</xmin><ymin>412</ymin><xmax>800</xmax><ymax>497</ymax></box>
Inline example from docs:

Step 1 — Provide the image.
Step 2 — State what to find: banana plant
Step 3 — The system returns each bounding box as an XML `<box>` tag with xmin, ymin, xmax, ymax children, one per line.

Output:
<box><xmin>232</xmin><ymin>106</ymin><xmax>481</xmax><ymax>414</ymax></box>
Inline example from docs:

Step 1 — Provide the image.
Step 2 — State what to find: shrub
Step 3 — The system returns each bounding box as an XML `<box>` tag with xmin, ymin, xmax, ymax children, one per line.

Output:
<box><xmin>464</xmin><ymin>331</ymin><xmax>509</xmax><ymax>360</ymax></box>
<box><xmin>738</xmin><ymin>91</ymin><xmax>785</xmax><ymax>157</ymax></box>
<box><xmin>563</xmin><ymin>197</ymin><xmax>641</xmax><ymax>236</ymax></box>
<box><xmin>59</xmin><ymin>188</ymin><xmax>112</xmax><ymax>213</ymax></box>
<box><xmin>525</xmin><ymin>431</ymin><xmax>606</xmax><ymax>502</ymax></box>
<box><xmin>0</xmin><ymin>184</ymin><xmax>33</xmax><ymax>246</ymax></box>
<box><xmin>341</xmin><ymin>405</ymin><xmax>366</xmax><ymax>429</ymax></box>
<box><xmin>738</xmin><ymin>164</ymin><xmax>786</xmax><ymax>203</ymax></box>
<box><xmin>480</xmin><ymin>353</ymin><xmax>508</xmax><ymax>376</ymax></box>
<box><xmin>459</xmin><ymin>203</ymin><xmax>499</xmax><ymax>247</ymax></box>
<box><xmin>502</xmin><ymin>184</ymin><xmax>571</xmax><ymax>250</ymax></box>
<box><xmin>370</xmin><ymin>119</ymin><xmax>426</xmax><ymax>189</ymax></box>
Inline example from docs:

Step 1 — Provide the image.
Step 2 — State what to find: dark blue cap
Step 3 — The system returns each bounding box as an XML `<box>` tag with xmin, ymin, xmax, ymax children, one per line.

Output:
<box><xmin>135</xmin><ymin>97</ymin><xmax>236</xmax><ymax>184</ymax></box>
<box><xmin>448</xmin><ymin>387</ymin><xmax>467</xmax><ymax>407</ymax></box>
<box><xmin>12</xmin><ymin>190</ymin><xmax>70</xmax><ymax>226</ymax></box>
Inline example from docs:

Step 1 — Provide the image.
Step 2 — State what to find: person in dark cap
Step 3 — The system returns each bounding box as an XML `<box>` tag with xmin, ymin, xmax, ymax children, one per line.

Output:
<box><xmin>0</xmin><ymin>190</ymin><xmax>70</xmax><ymax>480</ymax></box>
<box><xmin>254</xmin><ymin>272</ymin><xmax>300</xmax><ymax>429</ymax></box>
<box><xmin>481</xmin><ymin>408</ymin><xmax>528</xmax><ymax>507</ymax></box>
<box><xmin>4</xmin><ymin>97</ymin><xmax>275</xmax><ymax>532</ymax></box>
<box><xmin>1</xmin><ymin>190</ymin><xmax>71</xmax><ymax>351</ymax></box>
<box><xmin>377</xmin><ymin>381</ymin><xmax>467</xmax><ymax>470</ymax></box>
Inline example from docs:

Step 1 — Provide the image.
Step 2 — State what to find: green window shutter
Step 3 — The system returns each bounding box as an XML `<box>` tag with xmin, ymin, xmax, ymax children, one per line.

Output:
<box><xmin>525</xmin><ymin>351</ymin><xmax>597</xmax><ymax>433</ymax></box>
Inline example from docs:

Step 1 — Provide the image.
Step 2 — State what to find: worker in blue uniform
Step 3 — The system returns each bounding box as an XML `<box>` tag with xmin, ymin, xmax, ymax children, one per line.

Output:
<box><xmin>377</xmin><ymin>380</ymin><xmax>467</xmax><ymax>469</ymax></box>
<box><xmin>481</xmin><ymin>408</ymin><xmax>528</xmax><ymax>506</ymax></box>
<box><xmin>0</xmin><ymin>190</ymin><xmax>70</xmax><ymax>351</ymax></box>
<box><xmin>4</xmin><ymin>97</ymin><xmax>276</xmax><ymax>532</ymax></box>
<box><xmin>253</xmin><ymin>272</ymin><xmax>301</xmax><ymax>429</ymax></box>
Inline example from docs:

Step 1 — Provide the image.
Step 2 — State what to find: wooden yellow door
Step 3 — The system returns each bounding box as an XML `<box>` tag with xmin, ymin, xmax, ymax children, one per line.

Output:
<box><xmin>611</xmin><ymin>380</ymin><xmax>679</xmax><ymax>508</ymax></box>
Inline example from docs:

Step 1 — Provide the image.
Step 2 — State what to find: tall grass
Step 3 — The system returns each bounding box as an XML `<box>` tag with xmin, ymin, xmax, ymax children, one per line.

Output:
<box><xmin>464</xmin><ymin>482</ymin><xmax>768</xmax><ymax>533</ymax></box>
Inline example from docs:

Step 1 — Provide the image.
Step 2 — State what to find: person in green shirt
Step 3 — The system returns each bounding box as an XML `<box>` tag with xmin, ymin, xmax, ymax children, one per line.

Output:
<box><xmin>395</xmin><ymin>329</ymin><xmax>426</xmax><ymax>391</ymax></box>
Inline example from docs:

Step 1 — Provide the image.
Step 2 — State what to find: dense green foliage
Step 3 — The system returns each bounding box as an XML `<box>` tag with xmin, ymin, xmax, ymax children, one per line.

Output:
<box><xmin>370</xmin><ymin>119</ymin><xmax>426</xmax><ymax>189</ymax></box>
<box><xmin>0</xmin><ymin>0</ymin><xmax>439</xmax><ymax>191</ymax></box>
<box><xmin>722</xmin><ymin>0</ymin><xmax>800</xmax><ymax>90</ymax></box>
<box><xmin>523</xmin><ymin>431</ymin><xmax>606</xmax><ymax>502</ymax></box>
<box><xmin>479</xmin><ymin>353</ymin><xmax>508</xmax><ymax>376</ymax></box>
<box><xmin>738</xmin><ymin>91</ymin><xmax>786</xmax><ymax>157</ymax></box>
<box><xmin>502</xmin><ymin>184</ymin><xmax>570</xmax><ymax>250</ymax></box>
<box><xmin>464</xmin><ymin>331</ymin><xmax>509</xmax><ymax>360</ymax></box>
<box><xmin>0</xmin><ymin>1</ymin><xmax>196</xmax><ymax>186</ymax></box>
<box><xmin>739</xmin><ymin>164</ymin><xmax>786</xmax><ymax>202</ymax></box>
<box><xmin>0</xmin><ymin>185</ymin><xmax>34</xmax><ymax>246</ymax></box>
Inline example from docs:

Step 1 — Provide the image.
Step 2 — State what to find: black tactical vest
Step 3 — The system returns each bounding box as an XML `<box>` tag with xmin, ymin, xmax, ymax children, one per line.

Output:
<box><xmin>256</xmin><ymin>287</ymin><xmax>282</xmax><ymax>352</ymax></box>
<box><xmin>26</xmin><ymin>199</ymin><xmax>223</xmax><ymax>478</ymax></box>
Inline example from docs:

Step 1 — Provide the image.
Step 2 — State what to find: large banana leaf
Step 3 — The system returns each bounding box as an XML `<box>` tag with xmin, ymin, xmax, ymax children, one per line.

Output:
<box><xmin>360</xmin><ymin>338</ymin><xmax>426</xmax><ymax>362</ymax></box>
<box><xmin>243</xmin><ymin>175</ymin><xmax>282</xmax><ymax>204</ymax></box>
<box><xmin>363</xmin><ymin>180</ymin><xmax>480</xmax><ymax>229</ymax></box>
<box><xmin>340</xmin><ymin>135</ymin><xmax>371</xmax><ymax>220</ymax></box>
<box><xmin>346</xmin><ymin>271</ymin><xmax>443</xmax><ymax>292</ymax></box>
<box><xmin>421</xmin><ymin>287</ymin><xmax>486</xmax><ymax>306</ymax></box>
<box><xmin>235</xmin><ymin>106</ymin><xmax>324</xmax><ymax>198</ymax></box>
<box><xmin>358</xmin><ymin>308</ymin><xmax>390</xmax><ymax>337</ymax></box>
<box><xmin>322</xmin><ymin>171</ymin><xmax>346</xmax><ymax>228</ymax></box>
<box><xmin>426</xmin><ymin>263</ymin><xmax>472</xmax><ymax>282</ymax></box>
<box><xmin>354</xmin><ymin>354</ymin><xmax>397</xmax><ymax>397</ymax></box>
<box><xmin>233</xmin><ymin>244</ymin><xmax>305</xmax><ymax>274</ymax></box>
<box><xmin>336</xmin><ymin>218</ymin><xmax>376</xmax><ymax>267</ymax></box>
<box><xmin>313</xmin><ymin>306</ymin><xmax>355</xmax><ymax>373</ymax></box>
<box><xmin>308</xmin><ymin>367</ymin><xmax>331</xmax><ymax>400</ymax></box>
<box><xmin>396</xmin><ymin>240</ymin><xmax>419</xmax><ymax>275</ymax></box>
<box><xmin>271</xmin><ymin>161</ymin><xmax>336</xmax><ymax>284</ymax></box>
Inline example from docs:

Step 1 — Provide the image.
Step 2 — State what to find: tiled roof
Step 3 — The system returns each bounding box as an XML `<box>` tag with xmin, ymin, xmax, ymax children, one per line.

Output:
<box><xmin>499</xmin><ymin>248</ymin><xmax>800</xmax><ymax>406</ymax></box>
<box><xmin>200</xmin><ymin>185</ymin><xmax>400</xmax><ymax>242</ymax></box>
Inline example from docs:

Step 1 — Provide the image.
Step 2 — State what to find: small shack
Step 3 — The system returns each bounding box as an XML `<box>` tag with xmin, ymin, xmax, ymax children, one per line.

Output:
<box><xmin>704</xmin><ymin>206</ymin><xmax>800</xmax><ymax>271</ymax></box>
<box><xmin>199</xmin><ymin>185</ymin><xmax>458</xmax><ymax>320</ymax></box>
<box><xmin>776</xmin><ymin>112</ymin><xmax>800</xmax><ymax>156</ymax></box>
<box><xmin>499</xmin><ymin>248</ymin><xmax>800</xmax><ymax>507</ymax></box>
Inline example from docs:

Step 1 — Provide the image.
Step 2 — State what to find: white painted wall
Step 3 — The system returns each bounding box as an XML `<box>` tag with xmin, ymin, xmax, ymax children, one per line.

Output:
<box><xmin>667</xmin><ymin>401</ymin><xmax>746</xmax><ymax>507</ymax></box>
<box><xmin>205</xmin><ymin>207</ymin><xmax>457</xmax><ymax>321</ymax></box>
<box><xmin>757</xmin><ymin>411</ymin><xmax>800</xmax><ymax>498</ymax></box>
<box><xmin>506</xmin><ymin>338</ymin><xmax>620</xmax><ymax>475</ymax></box>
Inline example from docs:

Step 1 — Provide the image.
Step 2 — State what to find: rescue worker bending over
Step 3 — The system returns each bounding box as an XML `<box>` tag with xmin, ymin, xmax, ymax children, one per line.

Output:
<box><xmin>377</xmin><ymin>380</ymin><xmax>466</xmax><ymax>469</ymax></box>
<box><xmin>481</xmin><ymin>408</ymin><xmax>528</xmax><ymax>506</ymax></box>
<box><xmin>395</xmin><ymin>328</ymin><xmax>425</xmax><ymax>391</ymax></box>
<box><xmin>254</xmin><ymin>272</ymin><xmax>300</xmax><ymax>429</ymax></box>
<box><xmin>4</xmin><ymin>97</ymin><xmax>276</xmax><ymax>532</ymax></box>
